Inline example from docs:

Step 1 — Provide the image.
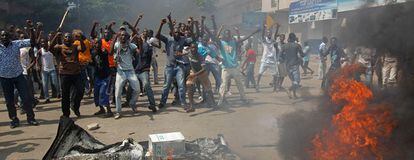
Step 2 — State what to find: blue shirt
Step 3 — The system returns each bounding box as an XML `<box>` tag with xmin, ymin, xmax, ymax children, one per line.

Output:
<box><xmin>219</xmin><ymin>40</ymin><xmax>238</xmax><ymax>68</ymax></box>
<box><xmin>0</xmin><ymin>39</ymin><xmax>31</xmax><ymax>78</ymax></box>
<box><xmin>159</xmin><ymin>35</ymin><xmax>191</xmax><ymax>66</ymax></box>
<box><xmin>198</xmin><ymin>42</ymin><xmax>218</xmax><ymax>59</ymax></box>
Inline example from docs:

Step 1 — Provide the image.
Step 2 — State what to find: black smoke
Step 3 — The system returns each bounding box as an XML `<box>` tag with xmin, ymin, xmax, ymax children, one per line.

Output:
<box><xmin>276</xmin><ymin>2</ymin><xmax>414</xmax><ymax>159</ymax></box>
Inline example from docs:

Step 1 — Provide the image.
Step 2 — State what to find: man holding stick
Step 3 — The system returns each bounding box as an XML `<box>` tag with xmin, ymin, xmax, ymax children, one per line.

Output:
<box><xmin>49</xmin><ymin>31</ymin><xmax>86</xmax><ymax>118</ymax></box>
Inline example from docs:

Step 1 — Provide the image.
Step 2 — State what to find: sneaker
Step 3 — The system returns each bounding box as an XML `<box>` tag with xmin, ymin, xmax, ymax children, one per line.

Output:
<box><xmin>208</xmin><ymin>102</ymin><xmax>217</xmax><ymax>108</ymax></box>
<box><xmin>74</xmin><ymin>110</ymin><xmax>81</xmax><ymax>118</ymax></box>
<box><xmin>240</xmin><ymin>99</ymin><xmax>250</xmax><ymax>105</ymax></box>
<box><xmin>158</xmin><ymin>103</ymin><xmax>165</xmax><ymax>109</ymax></box>
<box><xmin>34</xmin><ymin>99</ymin><xmax>39</xmax><ymax>106</ymax></box>
<box><xmin>94</xmin><ymin>109</ymin><xmax>106</xmax><ymax>116</ymax></box>
<box><xmin>20</xmin><ymin>108</ymin><xmax>26</xmax><ymax>115</ymax></box>
<box><xmin>148</xmin><ymin>105</ymin><xmax>157</xmax><ymax>113</ymax></box>
<box><xmin>171</xmin><ymin>100</ymin><xmax>180</xmax><ymax>106</ymax></box>
<box><xmin>198</xmin><ymin>96</ymin><xmax>203</xmax><ymax>101</ymax></box>
<box><xmin>114</xmin><ymin>113</ymin><xmax>121</xmax><ymax>119</ymax></box>
<box><xmin>139</xmin><ymin>92</ymin><xmax>144</xmax><ymax>97</ymax></box>
<box><xmin>286</xmin><ymin>88</ymin><xmax>293</xmax><ymax>99</ymax></box>
<box><xmin>185</xmin><ymin>107</ymin><xmax>195</xmax><ymax>113</ymax></box>
<box><xmin>226</xmin><ymin>91</ymin><xmax>232</xmax><ymax>96</ymax></box>
<box><xmin>104</xmin><ymin>112</ymin><xmax>114</xmax><ymax>118</ymax></box>
<box><xmin>131</xmin><ymin>106</ymin><xmax>138</xmax><ymax>113</ymax></box>
<box><xmin>10</xmin><ymin>118</ymin><xmax>20</xmax><ymax>129</ymax></box>
<box><xmin>217</xmin><ymin>98</ymin><xmax>228</xmax><ymax>106</ymax></box>
<box><xmin>27</xmin><ymin>119</ymin><xmax>39</xmax><ymax>126</ymax></box>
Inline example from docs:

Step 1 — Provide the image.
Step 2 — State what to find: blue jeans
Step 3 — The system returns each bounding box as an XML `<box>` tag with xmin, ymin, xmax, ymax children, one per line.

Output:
<box><xmin>160</xmin><ymin>65</ymin><xmax>186</xmax><ymax>106</ymax></box>
<box><xmin>94</xmin><ymin>77</ymin><xmax>110</xmax><ymax>106</ymax></box>
<box><xmin>84</xmin><ymin>65</ymin><xmax>95</xmax><ymax>91</ymax></box>
<box><xmin>138</xmin><ymin>71</ymin><xmax>156</xmax><ymax>106</ymax></box>
<box><xmin>151</xmin><ymin>58</ymin><xmax>159</xmax><ymax>84</ymax></box>
<box><xmin>0</xmin><ymin>74</ymin><xmax>35</xmax><ymax>120</ymax></box>
<box><xmin>245</xmin><ymin>63</ymin><xmax>256</xmax><ymax>88</ymax></box>
<box><xmin>115</xmin><ymin>69</ymin><xmax>140</xmax><ymax>113</ymax></box>
<box><xmin>205</xmin><ymin>63</ymin><xmax>221</xmax><ymax>91</ymax></box>
<box><xmin>42</xmin><ymin>70</ymin><xmax>59</xmax><ymax>99</ymax></box>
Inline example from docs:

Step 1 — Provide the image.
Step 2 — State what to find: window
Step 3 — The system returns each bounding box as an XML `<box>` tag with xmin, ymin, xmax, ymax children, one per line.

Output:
<box><xmin>271</xmin><ymin>0</ymin><xmax>278</xmax><ymax>8</ymax></box>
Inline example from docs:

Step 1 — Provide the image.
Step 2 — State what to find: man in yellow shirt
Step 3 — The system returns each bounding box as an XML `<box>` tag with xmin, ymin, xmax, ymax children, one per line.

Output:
<box><xmin>73</xmin><ymin>30</ymin><xmax>94</xmax><ymax>100</ymax></box>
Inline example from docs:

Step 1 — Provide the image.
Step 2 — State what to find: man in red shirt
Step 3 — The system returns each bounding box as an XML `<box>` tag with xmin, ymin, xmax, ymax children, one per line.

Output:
<box><xmin>241</xmin><ymin>47</ymin><xmax>258</xmax><ymax>91</ymax></box>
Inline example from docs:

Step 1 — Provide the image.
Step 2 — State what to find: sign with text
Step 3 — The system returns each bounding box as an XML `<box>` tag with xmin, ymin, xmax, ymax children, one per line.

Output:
<box><xmin>338</xmin><ymin>0</ymin><xmax>406</xmax><ymax>12</ymax></box>
<box><xmin>289</xmin><ymin>0</ymin><xmax>338</xmax><ymax>24</ymax></box>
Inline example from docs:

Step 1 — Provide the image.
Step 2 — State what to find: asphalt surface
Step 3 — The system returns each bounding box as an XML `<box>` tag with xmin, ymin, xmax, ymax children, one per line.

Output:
<box><xmin>0</xmin><ymin>55</ymin><xmax>325</xmax><ymax>160</ymax></box>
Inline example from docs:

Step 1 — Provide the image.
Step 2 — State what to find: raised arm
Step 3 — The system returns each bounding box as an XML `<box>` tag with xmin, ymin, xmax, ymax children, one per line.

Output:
<box><xmin>26</xmin><ymin>20</ymin><xmax>36</xmax><ymax>47</ymax></box>
<box><xmin>211</xmin><ymin>15</ymin><xmax>218</xmax><ymax>36</ymax></box>
<box><xmin>167</xmin><ymin>12</ymin><xmax>174</xmax><ymax>35</ymax></box>
<box><xmin>193</xmin><ymin>20</ymin><xmax>201</xmax><ymax>40</ymax></box>
<box><xmin>200</xmin><ymin>16</ymin><xmax>206</xmax><ymax>38</ymax></box>
<box><xmin>204</xmin><ymin>25</ymin><xmax>219</xmax><ymax>44</ymax></box>
<box><xmin>237</xmin><ymin>28</ymin><xmax>260</xmax><ymax>44</ymax></box>
<box><xmin>110</xmin><ymin>32</ymin><xmax>120</xmax><ymax>56</ymax></box>
<box><xmin>35</xmin><ymin>22</ymin><xmax>43</xmax><ymax>45</ymax></box>
<box><xmin>273</xmin><ymin>23</ymin><xmax>280</xmax><ymax>40</ymax></box>
<box><xmin>261</xmin><ymin>22</ymin><xmax>266</xmax><ymax>40</ymax></box>
<box><xmin>234</xmin><ymin>27</ymin><xmax>241</xmax><ymax>42</ymax></box>
<box><xmin>107</xmin><ymin>21</ymin><xmax>116</xmax><ymax>35</ymax></box>
<box><xmin>90</xmin><ymin>21</ymin><xmax>99</xmax><ymax>39</ymax></box>
<box><xmin>76</xmin><ymin>36</ymin><xmax>86</xmax><ymax>53</ymax></box>
<box><xmin>48</xmin><ymin>32</ymin><xmax>62</xmax><ymax>53</ymax></box>
<box><xmin>216</xmin><ymin>25</ymin><xmax>223</xmax><ymax>40</ymax></box>
<box><xmin>123</xmin><ymin>21</ymin><xmax>139</xmax><ymax>37</ymax></box>
<box><xmin>133</xmin><ymin>13</ymin><xmax>144</xmax><ymax>29</ymax></box>
<box><xmin>156</xmin><ymin>18</ymin><xmax>168</xmax><ymax>47</ymax></box>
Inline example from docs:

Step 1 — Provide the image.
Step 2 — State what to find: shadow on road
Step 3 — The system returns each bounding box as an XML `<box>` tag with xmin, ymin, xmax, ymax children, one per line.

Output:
<box><xmin>275</xmin><ymin>97</ymin><xmax>334</xmax><ymax>160</ymax></box>
<box><xmin>0</xmin><ymin>142</ymin><xmax>40</xmax><ymax>160</ymax></box>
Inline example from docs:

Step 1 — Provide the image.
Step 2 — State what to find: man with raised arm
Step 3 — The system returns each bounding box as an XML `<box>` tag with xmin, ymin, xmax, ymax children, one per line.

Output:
<box><xmin>49</xmin><ymin>29</ymin><xmax>86</xmax><ymax>118</ymax></box>
<box><xmin>0</xmin><ymin>20</ymin><xmax>39</xmax><ymax>128</ymax></box>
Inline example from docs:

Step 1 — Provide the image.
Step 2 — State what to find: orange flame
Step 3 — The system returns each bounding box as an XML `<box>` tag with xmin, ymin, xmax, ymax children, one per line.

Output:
<box><xmin>310</xmin><ymin>65</ymin><xmax>396</xmax><ymax>160</ymax></box>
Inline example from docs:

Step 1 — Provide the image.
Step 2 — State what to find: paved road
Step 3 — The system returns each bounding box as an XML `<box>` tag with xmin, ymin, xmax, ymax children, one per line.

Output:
<box><xmin>0</xmin><ymin>55</ymin><xmax>325</xmax><ymax>160</ymax></box>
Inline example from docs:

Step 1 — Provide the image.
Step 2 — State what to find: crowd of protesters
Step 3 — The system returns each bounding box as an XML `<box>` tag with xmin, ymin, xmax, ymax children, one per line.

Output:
<box><xmin>0</xmin><ymin>14</ymin><xmax>398</xmax><ymax>129</ymax></box>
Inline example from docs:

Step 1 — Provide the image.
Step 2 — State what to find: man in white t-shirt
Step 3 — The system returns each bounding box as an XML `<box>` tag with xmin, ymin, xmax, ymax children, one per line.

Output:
<box><xmin>318</xmin><ymin>37</ymin><xmax>328</xmax><ymax>80</ymax></box>
<box><xmin>18</xmin><ymin>34</ymin><xmax>37</xmax><ymax>109</ymax></box>
<box><xmin>37</xmin><ymin>38</ymin><xmax>59</xmax><ymax>103</ymax></box>
<box><xmin>257</xmin><ymin>25</ymin><xmax>278</xmax><ymax>92</ymax></box>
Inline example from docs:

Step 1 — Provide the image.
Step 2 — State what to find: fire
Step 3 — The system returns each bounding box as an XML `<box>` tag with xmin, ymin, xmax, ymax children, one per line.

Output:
<box><xmin>310</xmin><ymin>65</ymin><xmax>396</xmax><ymax>160</ymax></box>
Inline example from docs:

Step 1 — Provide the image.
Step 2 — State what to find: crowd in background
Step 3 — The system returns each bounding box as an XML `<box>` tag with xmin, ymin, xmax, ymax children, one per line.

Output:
<box><xmin>0</xmin><ymin>14</ymin><xmax>398</xmax><ymax>129</ymax></box>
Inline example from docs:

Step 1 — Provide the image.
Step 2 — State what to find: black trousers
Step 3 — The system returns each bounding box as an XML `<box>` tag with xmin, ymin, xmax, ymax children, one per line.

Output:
<box><xmin>61</xmin><ymin>74</ymin><xmax>82</xmax><ymax>117</ymax></box>
<box><xmin>0</xmin><ymin>74</ymin><xmax>35</xmax><ymax>120</ymax></box>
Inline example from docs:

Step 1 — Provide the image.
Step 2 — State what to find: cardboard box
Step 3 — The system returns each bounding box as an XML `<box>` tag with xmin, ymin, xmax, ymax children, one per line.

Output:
<box><xmin>148</xmin><ymin>132</ymin><xmax>185</xmax><ymax>159</ymax></box>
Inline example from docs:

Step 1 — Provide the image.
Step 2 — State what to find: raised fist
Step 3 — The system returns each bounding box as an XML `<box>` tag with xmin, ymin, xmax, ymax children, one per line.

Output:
<box><xmin>161</xmin><ymin>19</ymin><xmax>167</xmax><ymax>24</ymax></box>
